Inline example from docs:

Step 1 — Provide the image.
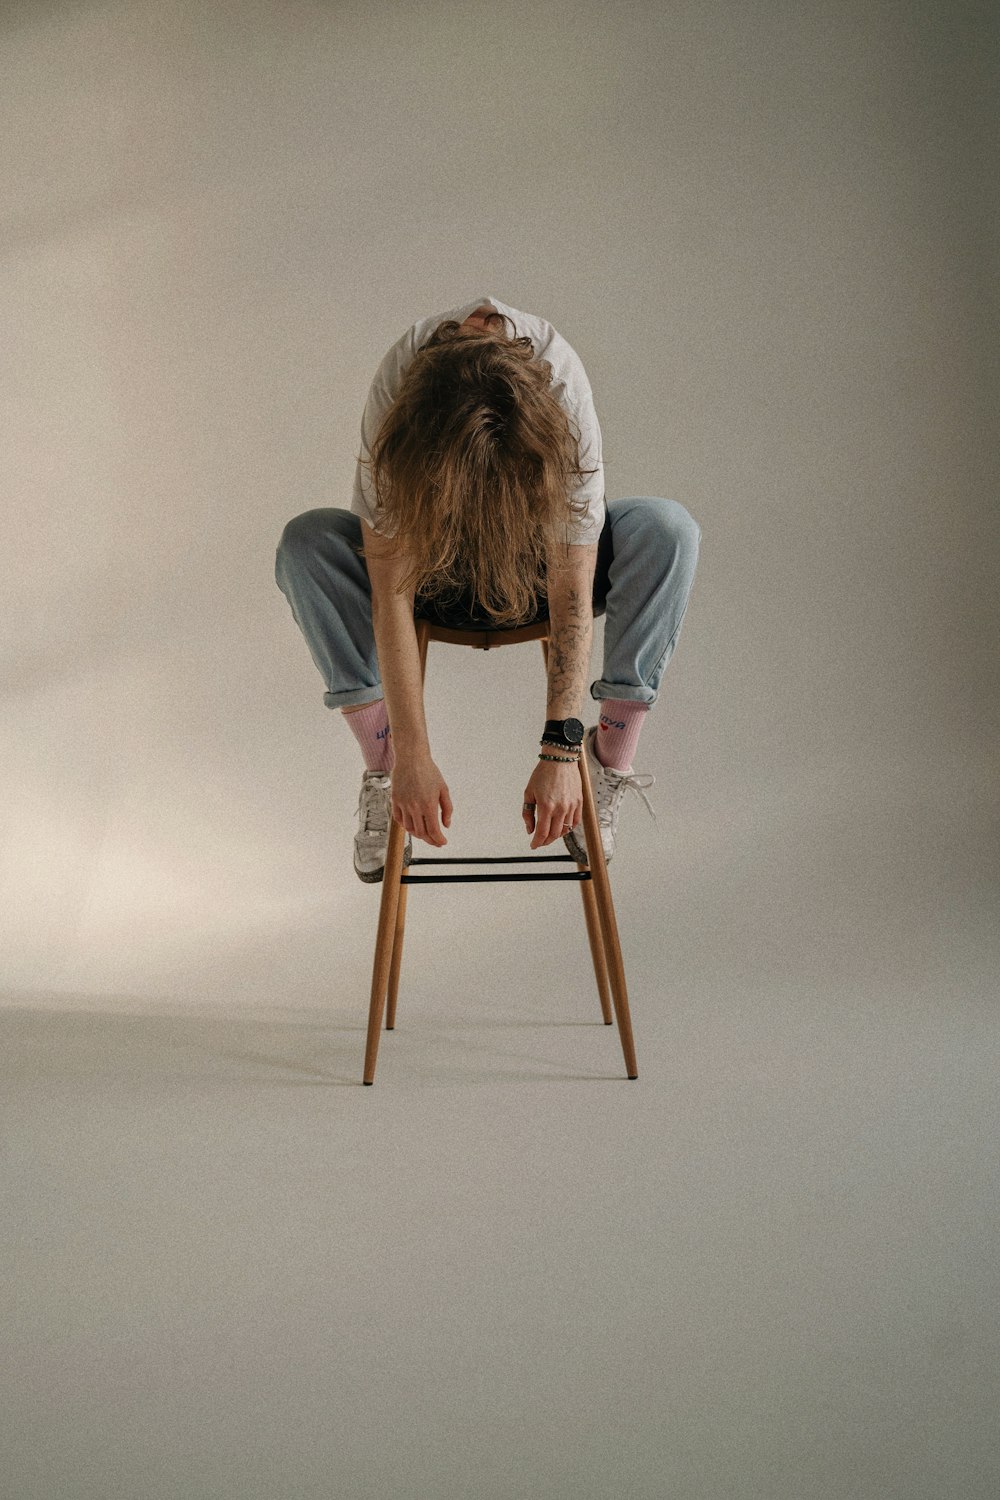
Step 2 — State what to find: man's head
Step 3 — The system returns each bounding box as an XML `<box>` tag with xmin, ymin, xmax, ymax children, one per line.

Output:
<box><xmin>353</xmin><ymin>304</ymin><xmax>599</xmax><ymax>627</ymax></box>
<box><xmin>458</xmin><ymin>305</ymin><xmax>506</xmax><ymax>335</ymax></box>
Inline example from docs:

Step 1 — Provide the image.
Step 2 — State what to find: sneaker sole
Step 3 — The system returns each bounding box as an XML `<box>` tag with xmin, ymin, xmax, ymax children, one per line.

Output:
<box><xmin>562</xmin><ymin>828</ymin><xmax>611</xmax><ymax>866</ymax></box>
<box><xmin>355</xmin><ymin>839</ymin><xmax>414</xmax><ymax>884</ymax></box>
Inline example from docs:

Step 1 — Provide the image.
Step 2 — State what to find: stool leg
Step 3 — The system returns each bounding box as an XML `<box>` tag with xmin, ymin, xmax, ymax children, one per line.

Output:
<box><xmin>579</xmin><ymin>746</ymin><xmax>638</xmax><ymax>1076</ymax></box>
<box><xmin>385</xmin><ymin>881</ymin><xmax>408</xmax><ymax>1029</ymax></box>
<box><xmin>362</xmin><ymin>619</ymin><xmax>430</xmax><ymax>1083</ymax></box>
<box><xmin>536</xmin><ymin>640</ymin><xmax>611</xmax><ymax>1019</ymax></box>
<box><xmin>579</xmin><ymin>877</ymin><xmax>614</xmax><ymax>1024</ymax></box>
<box><xmin>363</xmin><ymin>814</ymin><xmax>408</xmax><ymax>1083</ymax></box>
<box><xmin>540</xmin><ymin>636</ymin><xmax>638</xmax><ymax>1077</ymax></box>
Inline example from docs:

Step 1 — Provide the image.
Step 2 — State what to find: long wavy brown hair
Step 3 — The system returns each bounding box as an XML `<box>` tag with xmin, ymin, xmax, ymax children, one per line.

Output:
<box><xmin>351</xmin><ymin>311</ymin><xmax>600</xmax><ymax>626</ymax></box>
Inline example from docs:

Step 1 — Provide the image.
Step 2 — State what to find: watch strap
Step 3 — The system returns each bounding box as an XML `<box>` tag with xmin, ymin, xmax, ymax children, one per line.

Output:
<box><xmin>543</xmin><ymin>717</ymin><xmax>584</xmax><ymax>747</ymax></box>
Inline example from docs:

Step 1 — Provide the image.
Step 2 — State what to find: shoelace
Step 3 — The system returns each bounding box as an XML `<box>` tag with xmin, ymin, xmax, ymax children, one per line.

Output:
<box><xmin>595</xmin><ymin>768</ymin><xmax>659</xmax><ymax>827</ymax></box>
<box><xmin>355</xmin><ymin>774</ymin><xmax>391</xmax><ymax>837</ymax></box>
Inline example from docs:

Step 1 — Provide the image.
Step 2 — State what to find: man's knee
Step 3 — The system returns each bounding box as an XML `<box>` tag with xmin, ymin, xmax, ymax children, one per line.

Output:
<box><xmin>277</xmin><ymin>508</ymin><xmax>328</xmax><ymax>561</ymax></box>
<box><xmin>275</xmin><ymin>507</ymin><xmax>360</xmax><ymax>585</ymax></box>
<box><xmin>639</xmin><ymin>497</ymin><xmax>702</xmax><ymax>560</ymax></box>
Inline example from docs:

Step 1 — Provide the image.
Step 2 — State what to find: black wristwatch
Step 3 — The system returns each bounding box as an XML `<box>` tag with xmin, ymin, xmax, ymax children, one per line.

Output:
<box><xmin>542</xmin><ymin>717</ymin><xmax>585</xmax><ymax>749</ymax></box>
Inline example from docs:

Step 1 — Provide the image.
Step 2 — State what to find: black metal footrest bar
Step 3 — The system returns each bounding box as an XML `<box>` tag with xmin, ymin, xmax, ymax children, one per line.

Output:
<box><xmin>402</xmin><ymin>871</ymin><xmax>592</xmax><ymax>883</ymax></box>
<box><xmin>400</xmin><ymin>852</ymin><xmax>592</xmax><ymax>885</ymax></box>
<box><xmin>408</xmin><ymin>854</ymin><xmax>578</xmax><ymax>864</ymax></box>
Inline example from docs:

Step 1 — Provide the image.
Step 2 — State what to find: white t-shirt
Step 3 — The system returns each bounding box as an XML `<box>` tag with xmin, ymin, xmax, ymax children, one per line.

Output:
<box><xmin>350</xmin><ymin>294</ymin><xmax>605</xmax><ymax>545</ymax></box>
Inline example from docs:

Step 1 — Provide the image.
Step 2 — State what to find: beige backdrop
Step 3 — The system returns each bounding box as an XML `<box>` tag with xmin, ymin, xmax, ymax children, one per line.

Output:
<box><xmin>2</xmin><ymin>2</ymin><xmax>997</xmax><ymax>1497</ymax></box>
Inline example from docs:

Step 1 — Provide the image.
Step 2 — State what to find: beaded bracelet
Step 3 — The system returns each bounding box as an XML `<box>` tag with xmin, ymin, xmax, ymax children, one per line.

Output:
<box><xmin>538</xmin><ymin>746</ymin><xmax>581</xmax><ymax>763</ymax></box>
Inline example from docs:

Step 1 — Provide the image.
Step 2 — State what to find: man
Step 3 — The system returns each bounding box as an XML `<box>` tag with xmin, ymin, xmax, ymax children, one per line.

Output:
<box><xmin>275</xmin><ymin>294</ymin><xmax>702</xmax><ymax>882</ymax></box>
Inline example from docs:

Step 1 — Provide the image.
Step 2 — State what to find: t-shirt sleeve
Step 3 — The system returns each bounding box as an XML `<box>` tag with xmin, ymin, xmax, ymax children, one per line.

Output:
<box><xmin>350</xmin><ymin>374</ymin><xmax>397</xmax><ymax>535</ymax></box>
<box><xmin>561</xmin><ymin>383</ymin><xmax>605</xmax><ymax>545</ymax></box>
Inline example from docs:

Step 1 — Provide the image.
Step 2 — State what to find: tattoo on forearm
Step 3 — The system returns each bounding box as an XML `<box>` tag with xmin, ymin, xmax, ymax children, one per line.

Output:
<box><xmin>546</xmin><ymin>589</ymin><xmax>593</xmax><ymax>720</ymax></box>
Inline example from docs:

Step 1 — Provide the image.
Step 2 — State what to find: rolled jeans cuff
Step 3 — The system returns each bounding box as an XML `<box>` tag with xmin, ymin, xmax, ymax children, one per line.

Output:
<box><xmin>324</xmin><ymin>688</ymin><xmax>385</xmax><ymax>710</ymax></box>
<box><xmin>590</xmin><ymin>683</ymin><xmax>656</xmax><ymax>706</ymax></box>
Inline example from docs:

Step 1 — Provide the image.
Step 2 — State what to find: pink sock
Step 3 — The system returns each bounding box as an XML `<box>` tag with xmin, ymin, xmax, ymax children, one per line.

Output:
<box><xmin>594</xmin><ymin>699</ymin><xmax>649</xmax><ymax>772</ymax></box>
<box><xmin>343</xmin><ymin>699</ymin><xmax>394</xmax><ymax>772</ymax></box>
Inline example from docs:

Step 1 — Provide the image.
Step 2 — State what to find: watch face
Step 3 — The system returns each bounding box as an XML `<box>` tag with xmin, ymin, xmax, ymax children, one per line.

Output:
<box><xmin>565</xmin><ymin>718</ymin><xmax>584</xmax><ymax>744</ymax></box>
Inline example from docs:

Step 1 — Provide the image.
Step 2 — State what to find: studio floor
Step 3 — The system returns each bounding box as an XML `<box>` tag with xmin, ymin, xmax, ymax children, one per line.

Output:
<box><xmin>3</xmin><ymin>738</ymin><xmax>997</xmax><ymax>1500</ymax></box>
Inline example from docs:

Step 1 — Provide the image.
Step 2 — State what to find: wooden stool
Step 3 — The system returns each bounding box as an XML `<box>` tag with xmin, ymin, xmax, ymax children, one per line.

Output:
<box><xmin>362</xmin><ymin>615</ymin><xmax>639</xmax><ymax>1085</ymax></box>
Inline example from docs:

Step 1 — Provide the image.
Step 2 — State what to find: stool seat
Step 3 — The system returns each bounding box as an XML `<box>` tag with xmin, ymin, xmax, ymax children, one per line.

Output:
<box><xmin>361</xmin><ymin>610</ymin><xmax>638</xmax><ymax>1084</ymax></box>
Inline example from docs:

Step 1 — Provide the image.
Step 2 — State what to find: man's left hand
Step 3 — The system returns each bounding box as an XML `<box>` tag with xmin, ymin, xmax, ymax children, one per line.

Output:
<box><xmin>522</xmin><ymin>758</ymin><xmax>583</xmax><ymax>849</ymax></box>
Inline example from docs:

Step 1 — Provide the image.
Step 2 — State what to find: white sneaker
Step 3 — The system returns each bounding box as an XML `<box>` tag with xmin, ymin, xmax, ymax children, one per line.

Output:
<box><xmin>353</xmin><ymin>769</ymin><xmax>413</xmax><ymax>884</ymax></box>
<box><xmin>562</xmin><ymin>725</ymin><xmax>658</xmax><ymax>865</ymax></box>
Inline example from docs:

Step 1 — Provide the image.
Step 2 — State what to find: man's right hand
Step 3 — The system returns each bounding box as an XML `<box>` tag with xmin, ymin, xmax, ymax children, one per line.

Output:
<box><xmin>389</xmin><ymin>756</ymin><xmax>453</xmax><ymax>847</ymax></box>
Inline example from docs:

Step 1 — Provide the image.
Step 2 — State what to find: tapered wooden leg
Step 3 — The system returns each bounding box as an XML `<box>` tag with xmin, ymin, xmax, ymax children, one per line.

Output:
<box><xmin>538</xmin><ymin>636</ymin><xmax>632</xmax><ymax>1060</ymax></box>
<box><xmin>385</xmin><ymin>880</ymin><xmax>408</xmax><ymax>1029</ymax></box>
<box><xmin>385</xmin><ymin>619</ymin><xmax>429</xmax><ymax>1031</ymax></box>
<box><xmin>363</xmin><ymin>813</ymin><xmax>408</xmax><ymax>1083</ymax></box>
<box><xmin>578</xmin><ymin>753</ymin><xmax>638</xmax><ymax>1077</ymax></box>
<box><xmin>579</xmin><ymin>876</ymin><xmax>614</xmax><ymax>1024</ymax></box>
<box><xmin>363</xmin><ymin>620</ymin><xmax>431</xmax><ymax>1081</ymax></box>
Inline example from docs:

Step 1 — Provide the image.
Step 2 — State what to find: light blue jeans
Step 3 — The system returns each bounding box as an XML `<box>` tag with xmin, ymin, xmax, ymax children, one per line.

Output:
<box><xmin>274</xmin><ymin>497</ymin><xmax>702</xmax><ymax>711</ymax></box>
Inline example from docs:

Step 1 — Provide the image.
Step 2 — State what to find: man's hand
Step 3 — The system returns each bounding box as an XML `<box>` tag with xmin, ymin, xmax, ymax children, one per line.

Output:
<box><xmin>391</xmin><ymin>756</ymin><xmax>452</xmax><ymax>847</ymax></box>
<box><xmin>522</xmin><ymin>758</ymin><xmax>583</xmax><ymax>849</ymax></box>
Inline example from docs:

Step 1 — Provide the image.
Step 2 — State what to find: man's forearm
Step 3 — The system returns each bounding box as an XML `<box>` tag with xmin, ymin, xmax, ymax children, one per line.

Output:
<box><xmin>371</xmin><ymin>589</ymin><xmax>593</xmax><ymax>756</ymax></box>
<box><xmin>545</xmin><ymin>596</ymin><xmax>594</xmax><ymax>721</ymax></box>
<box><xmin>372</xmin><ymin>601</ymin><xmax>432</xmax><ymax>760</ymax></box>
